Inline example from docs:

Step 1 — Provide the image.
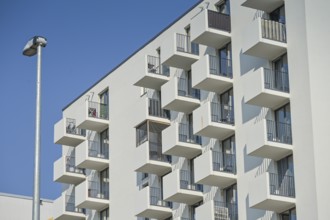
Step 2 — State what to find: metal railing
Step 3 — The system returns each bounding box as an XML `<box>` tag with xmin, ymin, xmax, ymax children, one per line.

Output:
<box><xmin>178</xmin><ymin>123</ymin><xmax>202</xmax><ymax>145</ymax></box>
<box><xmin>65</xmin><ymin>156</ymin><xmax>85</xmax><ymax>175</ymax></box>
<box><xmin>150</xmin><ymin>187</ymin><xmax>172</xmax><ymax>208</ymax></box>
<box><xmin>261</xmin><ymin>19</ymin><xmax>286</xmax><ymax>43</ymax></box>
<box><xmin>212</xmin><ymin>151</ymin><xmax>236</xmax><ymax>174</ymax></box>
<box><xmin>209</xmin><ymin>55</ymin><xmax>233</xmax><ymax>78</ymax></box>
<box><xmin>176</xmin><ymin>33</ymin><xmax>199</xmax><ymax>55</ymax></box>
<box><xmin>88</xmin><ymin>140</ymin><xmax>109</xmax><ymax>159</ymax></box>
<box><xmin>211</xmin><ymin>102</ymin><xmax>235</xmax><ymax>124</ymax></box>
<box><xmin>264</xmin><ymin>68</ymin><xmax>290</xmax><ymax>93</ymax></box>
<box><xmin>266</xmin><ymin>120</ymin><xmax>292</xmax><ymax>144</ymax></box>
<box><xmin>214</xmin><ymin>201</ymin><xmax>238</xmax><ymax>220</ymax></box>
<box><xmin>208</xmin><ymin>10</ymin><xmax>231</xmax><ymax>32</ymax></box>
<box><xmin>148</xmin><ymin>99</ymin><xmax>171</xmax><ymax>119</ymax></box>
<box><xmin>88</xmin><ymin>101</ymin><xmax>109</xmax><ymax>120</ymax></box>
<box><xmin>149</xmin><ymin>141</ymin><xmax>172</xmax><ymax>163</ymax></box>
<box><xmin>180</xmin><ymin>170</ymin><xmax>203</xmax><ymax>192</ymax></box>
<box><xmin>177</xmin><ymin>77</ymin><xmax>200</xmax><ymax>100</ymax></box>
<box><xmin>66</xmin><ymin>118</ymin><xmax>86</xmax><ymax>136</ymax></box>
<box><xmin>147</xmin><ymin>55</ymin><xmax>170</xmax><ymax>77</ymax></box>
<box><xmin>88</xmin><ymin>181</ymin><xmax>109</xmax><ymax>199</ymax></box>
<box><xmin>269</xmin><ymin>173</ymin><xmax>295</xmax><ymax>197</ymax></box>
<box><xmin>65</xmin><ymin>195</ymin><xmax>85</xmax><ymax>214</ymax></box>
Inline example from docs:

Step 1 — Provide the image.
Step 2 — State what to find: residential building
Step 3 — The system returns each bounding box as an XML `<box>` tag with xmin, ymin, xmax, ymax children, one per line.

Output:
<box><xmin>0</xmin><ymin>193</ymin><xmax>53</xmax><ymax>220</ymax></box>
<box><xmin>53</xmin><ymin>0</ymin><xmax>330</xmax><ymax>219</ymax></box>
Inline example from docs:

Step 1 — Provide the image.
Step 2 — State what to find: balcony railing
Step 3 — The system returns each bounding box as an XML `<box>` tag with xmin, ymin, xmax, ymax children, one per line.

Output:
<box><xmin>65</xmin><ymin>195</ymin><xmax>85</xmax><ymax>213</ymax></box>
<box><xmin>66</xmin><ymin>156</ymin><xmax>85</xmax><ymax>175</ymax></box>
<box><xmin>149</xmin><ymin>141</ymin><xmax>172</xmax><ymax>163</ymax></box>
<box><xmin>149</xmin><ymin>98</ymin><xmax>171</xmax><ymax>119</ymax></box>
<box><xmin>209</xmin><ymin>55</ymin><xmax>233</xmax><ymax>78</ymax></box>
<box><xmin>269</xmin><ymin>173</ymin><xmax>295</xmax><ymax>197</ymax></box>
<box><xmin>180</xmin><ymin>170</ymin><xmax>203</xmax><ymax>192</ymax></box>
<box><xmin>208</xmin><ymin>10</ymin><xmax>231</xmax><ymax>32</ymax></box>
<box><xmin>261</xmin><ymin>19</ymin><xmax>286</xmax><ymax>43</ymax></box>
<box><xmin>88</xmin><ymin>181</ymin><xmax>109</xmax><ymax>200</ymax></box>
<box><xmin>176</xmin><ymin>33</ymin><xmax>199</xmax><ymax>55</ymax></box>
<box><xmin>147</xmin><ymin>55</ymin><xmax>170</xmax><ymax>76</ymax></box>
<box><xmin>211</xmin><ymin>102</ymin><xmax>235</xmax><ymax>125</ymax></box>
<box><xmin>212</xmin><ymin>151</ymin><xmax>236</xmax><ymax>174</ymax></box>
<box><xmin>178</xmin><ymin>77</ymin><xmax>200</xmax><ymax>100</ymax></box>
<box><xmin>266</xmin><ymin>120</ymin><xmax>292</xmax><ymax>144</ymax></box>
<box><xmin>150</xmin><ymin>187</ymin><xmax>172</xmax><ymax>208</ymax></box>
<box><xmin>214</xmin><ymin>201</ymin><xmax>238</xmax><ymax>220</ymax></box>
<box><xmin>178</xmin><ymin>123</ymin><xmax>202</xmax><ymax>145</ymax></box>
<box><xmin>66</xmin><ymin>118</ymin><xmax>86</xmax><ymax>136</ymax></box>
<box><xmin>264</xmin><ymin>68</ymin><xmax>290</xmax><ymax>93</ymax></box>
<box><xmin>88</xmin><ymin>140</ymin><xmax>109</xmax><ymax>159</ymax></box>
<box><xmin>88</xmin><ymin>101</ymin><xmax>109</xmax><ymax>120</ymax></box>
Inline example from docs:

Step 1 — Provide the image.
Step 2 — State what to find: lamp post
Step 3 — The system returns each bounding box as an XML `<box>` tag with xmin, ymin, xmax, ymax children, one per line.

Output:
<box><xmin>23</xmin><ymin>36</ymin><xmax>47</xmax><ymax>220</ymax></box>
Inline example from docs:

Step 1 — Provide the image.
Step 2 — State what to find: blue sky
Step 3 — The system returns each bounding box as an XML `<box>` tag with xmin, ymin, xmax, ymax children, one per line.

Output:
<box><xmin>0</xmin><ymin>0</ymin><xmax>199</xmax><ymax>200</ymax></box>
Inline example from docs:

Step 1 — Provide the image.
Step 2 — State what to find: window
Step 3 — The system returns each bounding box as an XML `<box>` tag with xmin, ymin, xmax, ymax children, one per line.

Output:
<box><xmin>270</xmin><ymin>5</ymin><xmax>286</xmax><ymax>23</ymax></box>
<box><xmin>136</xmin><ymin>122</ymin><xmax>148</xmax><ymax>146</ymax></box>
<box><xmin>275</xmin><ymin>103</ymin><xmax>292</xmax><ymax>143</ymax></box>
<box><xmin>100</xmin><ymin>208</ymin><xmax>109</xmax><ymax>220</ymax></box>
<box><xmin>225</xmin><ymin>184</ymin><xmax>238</xmax><ymax>220</ymax></box>
<box><xmin>280</xmin><ymin>207</ymin><xmax>297</xmax><ymax>220</ymax></box>
<box><xmin>277</xmin><ymin>155</ymin><xmax>294</xmax><ymax>177</ymax></box>
<box><xmin>220</xmin><ymin>88</ymin><xmax>234</xmax><ymax>124</ymax></box>
<box><xmin>100</xmin><ymin>168</ymin><xmax>109</xmax><ymax>199</ymax></box>
<box><xmin>272</xmin><ymin>54</ymin><xmax>289</xmax><ymax>92</ymax></box>
<box><xmin>275</xmin><ymin>155</ymin><xmax>295</xmax><ymax>197</ymax></box>
<box><xmin>216</xmin><ymin>0</ymin><xmax>231</xmax><ymax>15</ymax></box>
<box><xmin>219</xmin><ymin>43</ymin><xmax>232</xmax><ymax>77</ymax></box>
<box><xmin>221</xmin><ymin>136</ymin><xmax>236</xmax><ymax>173</ymax></box>
<box><xmin>100</xmin><ymin>129</ymin><xmax>109</xmax><ymax>159</ymax></box>
<box><xmin>99</xmin><ymin>90</ymin><xmax>109</xmax><ymax>119</ymax></box>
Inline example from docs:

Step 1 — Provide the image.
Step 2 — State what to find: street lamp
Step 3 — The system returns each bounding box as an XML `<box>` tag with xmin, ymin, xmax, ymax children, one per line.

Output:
<box><xmin>23</xmin><ymin>36</ymin><xmax>47</xmax><ymax>220</ymax></box>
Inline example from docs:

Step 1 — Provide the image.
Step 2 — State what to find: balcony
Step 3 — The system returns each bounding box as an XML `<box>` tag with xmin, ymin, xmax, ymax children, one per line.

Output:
<box><xmin>244</xmin><ymin>67</ymin><xmax>290</xmax><ymax>108</ymax></box>
<box><xmin>75</xmin><ymin>180</ymin><xmax>109</xmax><ymax>211</ymax></box>
<box><xmin>196</xmin><ymin>200</ymin><xmax>238</xmax><ymax>220</ymax></box>
<box><xmin>192</xmin><ymin>54</ymin><xmax>233</xmax><ymax>93</ymax></box>
<box><xmin>193</xmin><ymin>101</ymin><xmax>235</xmax><ymax>139</ymax></box>
<box><xmin>53</xmin><ymin>194</ymin><xmax>86</xmax><ymax>220</ymax></box>
<box><xmin>53</xmin><ymin>156</ymin><xmax>85</xmax><ymax>185</ymax></box>
<box><xmin>249</xmin><ymin>172</ymin><xmax>296</xmax><ymax>212</ymax></box>
<box><xmin>161</xmin><ymin>76</ymin><xmax>200</xmax><ymax>113</ymax></box>
<box><xmin>241</xmin><ymin>0</ymin><xmax>284</xmax><ymax>12</ymax></box>
<box><xmin>162</xmin><ymin>33</ymin><xmax>199</xmax><ymax>70</ymax></box>
<box><xmin>135</xmin><ymin>140</ymin><xmax>172</xmax><ymax>176</ymax></box>
<box><xmin>247</xmin><ymin>119</ymin><xmax>293</xmax><ymax>160</ymax></box>
<box><xmin>243</xmin><ymin>18</ymin><xmax>287</xmax><ymax>60</ymax></box>
<box><xmin>134</xmin><ymin>55</ymin><xmax>170</xmax><ymax>90</ymax></box>
<box><xmin>136</xmin><ymin>186</ymin><xmax>172</xmax><ymax>220</ymax></box>
<box><xmin>134</xmin><ymin>94</ymin><xmax>171</xmax><ymax>126</ymax></box>
<box><xmin>163</xmin><ymin>169</ymin><xmax>203</xmax><ymax>205</ymax></box>
<box><xmin>191</xmin><ymin>9</ymin><xmax>231</xmax><ymax>48</ymax></box>
<box><xmin>162</xmin><ymin>122</ymin><xmax>202</xmax><ymax>159</ymax></box>
<box><xmin>54</xmin><ymin>118</ymin><xmax>86</xmax><ymax>147</ymax></box>
<box><xmin>194</xmin><ymin>150</ymin><xmax>237</xmax><ymax>188</ymax></box>
<box><xmin>76</xmin><ymin>140</ymin><xmax>109</xmax><ymax>171</ymax></box>
<box><xmin>76</xmin><ymin>101</ymin><xmax>109</xmax><ymax>132</ymax></box>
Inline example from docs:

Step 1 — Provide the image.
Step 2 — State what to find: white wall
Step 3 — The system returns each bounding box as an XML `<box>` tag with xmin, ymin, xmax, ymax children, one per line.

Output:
<box><xmin>0</xmin><ymin>193</ymin><xmax>53</xmax><ymax>220</ymax></box>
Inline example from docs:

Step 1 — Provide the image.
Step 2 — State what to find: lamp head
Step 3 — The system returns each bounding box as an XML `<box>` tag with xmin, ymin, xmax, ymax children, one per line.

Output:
<box><xmin>23</xmin><ymin>36</ymin><xmax>47</xmax><ymax>56</ymax></box>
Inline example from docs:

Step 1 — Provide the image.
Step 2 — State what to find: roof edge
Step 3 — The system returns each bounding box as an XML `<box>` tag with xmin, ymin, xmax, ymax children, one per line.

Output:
<box><xmin>0</xmin><ymin>192</ymin><xmax>53</xmax><ymax>203</ymax></box>
<box><xmin>62</xmin><ymin>0</ymin><xmax>203</xmax><ymax>111</ymax></box>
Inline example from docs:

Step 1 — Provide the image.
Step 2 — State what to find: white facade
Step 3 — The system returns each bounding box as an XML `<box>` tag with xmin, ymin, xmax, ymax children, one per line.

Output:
<box><xmin>0</xmin><ymin>193</ymin><xmax>53</xmax><ymax>220</ymax></box>
<box><xmin>53</xmin><ymin>0</ymin><xmax>330</xmax><ymax>220</ymax></box>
